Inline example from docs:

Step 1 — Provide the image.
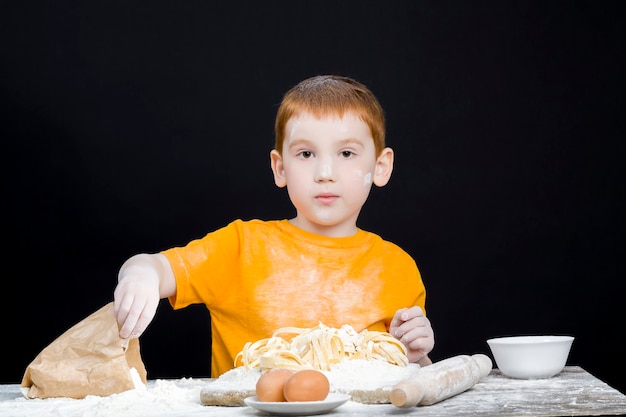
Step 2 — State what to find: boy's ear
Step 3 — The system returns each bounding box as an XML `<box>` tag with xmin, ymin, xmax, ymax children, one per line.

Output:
<box><xmin>373</xmin><ymin>147</ymin><xmax>394</xmax><ymax>187</ymax></box>
<box><xmin>270</xmin><ymin>149</ymin><xmax>287</xmax><ymax>188</ymax></box>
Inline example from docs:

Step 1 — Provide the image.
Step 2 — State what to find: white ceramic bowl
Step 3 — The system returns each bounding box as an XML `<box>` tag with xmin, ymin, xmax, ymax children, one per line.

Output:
<box><xmin>487</xmin><ymin>335</ymin><xmax>574</xmax><ymax>379</ymax></box>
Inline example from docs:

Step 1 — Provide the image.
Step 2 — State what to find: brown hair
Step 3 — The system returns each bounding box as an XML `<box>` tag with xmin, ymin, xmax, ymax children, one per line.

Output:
<box><xmin>274</xmin><ymin>75</ymin><xmax>386</xmax><ymax>156</ymax></box>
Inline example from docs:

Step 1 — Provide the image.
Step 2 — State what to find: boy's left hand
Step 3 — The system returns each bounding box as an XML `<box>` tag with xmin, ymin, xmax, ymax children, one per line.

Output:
<box><xmin>390</xmin><ymin>306</ymin><xmax>434</xmax><ymax>364</ymax></box>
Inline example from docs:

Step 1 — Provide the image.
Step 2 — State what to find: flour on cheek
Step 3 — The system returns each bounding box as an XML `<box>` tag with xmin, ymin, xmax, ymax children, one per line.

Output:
<box><xmin>352</xmin><ymin>169</ymin><xmax>372</xmax><ymax>187</ymax></box>
<box><xmin>362</xmin><ymin>172</ymin><xmax>372</xmax><ymax>186</ymax></box>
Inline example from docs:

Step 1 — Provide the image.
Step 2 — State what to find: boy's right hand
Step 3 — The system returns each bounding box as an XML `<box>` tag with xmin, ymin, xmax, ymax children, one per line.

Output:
<box><xmin>114</xmin><ymin>273</ymin><xmax>160</xmax><ymax>339</ymax></box>
<box><xmin>113</xmin><ymin>253</ymin><xmax>176</xmax><ymax>339</ymax></box>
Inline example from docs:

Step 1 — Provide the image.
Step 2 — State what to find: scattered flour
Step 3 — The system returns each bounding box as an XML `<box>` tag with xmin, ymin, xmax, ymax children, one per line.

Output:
<box><xmin>325</xmin><ymin>359</ymin><xmax>421</xmax><ymax>391</ymax></box>
<box><xmin>206</xmin><ymin>366</ymin><xmax>261</xmax><ymax>391</ymax></box>
<box><xmin>0</xmin><ymin>361</ymin><xmax>420</xmax><ymax>416</ymax></box>
<box><xmin>204</xmin><ymin>359</ymin><xmax>420</xmax><ymax>392</ymax></box>
<box><xmin>1</xmin><ymin>378</ymin><xmax>215</xmax><ymax>417</ymax></box>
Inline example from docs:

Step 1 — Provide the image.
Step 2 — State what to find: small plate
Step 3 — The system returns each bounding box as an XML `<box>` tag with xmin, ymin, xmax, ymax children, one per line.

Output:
<box><xmin>244</xmin><ymin>393</ymin><xmax>350</xmax><ymax>415</ymax></box>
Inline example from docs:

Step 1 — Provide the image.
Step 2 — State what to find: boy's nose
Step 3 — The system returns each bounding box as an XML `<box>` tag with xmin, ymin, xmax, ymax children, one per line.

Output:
<box><xmin>314</xmin><ymin>159</ymin><xmax>334</xmax><ymax>182</ymax></box>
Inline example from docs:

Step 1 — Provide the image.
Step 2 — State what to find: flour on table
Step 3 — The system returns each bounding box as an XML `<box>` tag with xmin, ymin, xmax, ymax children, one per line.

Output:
<box><xmin>1</xmin><ymin>361</ymin><xmax>422</xmax><ymax>416</ymax></box>
<box><xmin>325</xmin><ymin>359</ymin><xmax>421</xmax><ymax>392</ymax></box>
<box><xmin>2</xmin><ymin>378</ymin><xmax>212</xmax><ymax>417</ymax></box>
<box><xmin>207</xmin><ymin>359</ymin><xmax>420</xmax><ymax>392</ymax></box>
<box><xmin>205</xmin><ymin>366</ymin><xmax>261</xmax><ymax>391</ymax></box>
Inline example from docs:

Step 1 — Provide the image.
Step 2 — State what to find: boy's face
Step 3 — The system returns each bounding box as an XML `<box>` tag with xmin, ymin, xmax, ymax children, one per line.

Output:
<box><xmin>270</xmin><ymin>111</ymin><xmax>393</xmax><ymax>237</ymax></box>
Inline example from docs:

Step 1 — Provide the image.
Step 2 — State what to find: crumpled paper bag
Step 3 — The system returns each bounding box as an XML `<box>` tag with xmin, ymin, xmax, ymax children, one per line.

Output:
<box><xmin>21</xmin><ymin>302</ymin><xmax>147</xmax><ymax>399</ymax></box>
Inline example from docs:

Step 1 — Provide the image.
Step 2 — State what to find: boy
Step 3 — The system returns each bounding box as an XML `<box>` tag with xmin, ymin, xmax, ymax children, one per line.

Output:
<box><xmin>114</xmin><ymin>75</ymin><xmax>435</xmax><ymax>377</ymax></box>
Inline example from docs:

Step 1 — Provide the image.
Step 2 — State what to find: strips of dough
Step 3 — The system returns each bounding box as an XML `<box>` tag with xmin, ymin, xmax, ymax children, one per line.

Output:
<box><xmin>234</xmin><ymin>322</ymin><xmax>408</xmax><ymax>371</ymax></box>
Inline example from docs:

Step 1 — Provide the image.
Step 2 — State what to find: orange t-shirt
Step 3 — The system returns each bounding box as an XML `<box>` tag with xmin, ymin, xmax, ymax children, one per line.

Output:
<box><xmin>162</xmin><ymin>219</ymin><xmax>426</xmax><ymax>377</ymax></box>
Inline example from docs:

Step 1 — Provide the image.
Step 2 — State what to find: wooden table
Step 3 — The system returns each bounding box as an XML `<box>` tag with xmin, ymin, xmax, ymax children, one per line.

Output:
<box><xmin>1</xmin><ymin>367</ymin><xmax>625</xmax><ymax>416</ymax></box>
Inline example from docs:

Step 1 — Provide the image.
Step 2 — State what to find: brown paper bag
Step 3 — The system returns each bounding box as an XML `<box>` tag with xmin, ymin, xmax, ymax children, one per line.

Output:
<box><xmin>21</xmin><ymin>302</ymin><xmax>147</xmax><ymax>399</ymax></box>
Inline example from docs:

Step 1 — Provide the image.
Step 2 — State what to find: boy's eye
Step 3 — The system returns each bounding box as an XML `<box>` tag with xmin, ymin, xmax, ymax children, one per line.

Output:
<box><xmin>298</xmin><ymin>151</ymin><xmax>313</xmax><ymax>159</ymax></box>
<box><xmin>340</xmin><ymin>150</ymin><xmax>354</xmax><ymax>158</ymax></box>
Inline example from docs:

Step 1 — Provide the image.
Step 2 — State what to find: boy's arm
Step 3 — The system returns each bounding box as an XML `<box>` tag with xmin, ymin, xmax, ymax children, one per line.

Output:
<box><xmin>113</xmin><ymin>253</ymin><xmax>176</xmax><ymax>339</ymax></box>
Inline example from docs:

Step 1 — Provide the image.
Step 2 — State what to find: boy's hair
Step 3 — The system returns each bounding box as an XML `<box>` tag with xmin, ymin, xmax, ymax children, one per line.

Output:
<box><xmin>274</xmin><ymin>75</ymin><xmax>386</xmax><ymax>156</ymax></box>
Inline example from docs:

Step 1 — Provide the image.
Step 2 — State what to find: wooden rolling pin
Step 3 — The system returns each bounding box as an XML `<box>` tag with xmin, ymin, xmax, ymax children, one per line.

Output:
<box><xmin>390</xmin><ymin>354</ymin><xmax>492</xmax><ymax>408</ymax></box>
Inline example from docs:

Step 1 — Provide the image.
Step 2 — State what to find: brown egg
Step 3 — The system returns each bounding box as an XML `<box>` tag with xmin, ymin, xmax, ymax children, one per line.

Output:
<box><xmin>283</xmin><ymin>369</ymin><xmax>330</xmax><ymax>402</ymax></box>
<box><xmin>255</xmin><ymin>368</ymin><xmax>295</xmax><ymax>402</ymax></box>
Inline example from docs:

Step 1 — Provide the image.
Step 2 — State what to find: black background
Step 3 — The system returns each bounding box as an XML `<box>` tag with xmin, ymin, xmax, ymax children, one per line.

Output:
<box><xmin>2</xmin><ymin>1</ymin><xmax>625</xmax><ymax>394</ymax></box>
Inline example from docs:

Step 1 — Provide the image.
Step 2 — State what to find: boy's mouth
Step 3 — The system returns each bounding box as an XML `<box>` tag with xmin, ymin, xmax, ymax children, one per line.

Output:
<box><xmin>315</xmin><ymin>193</ymin><xmax>339</xmax><ymax>205</ymax></box>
